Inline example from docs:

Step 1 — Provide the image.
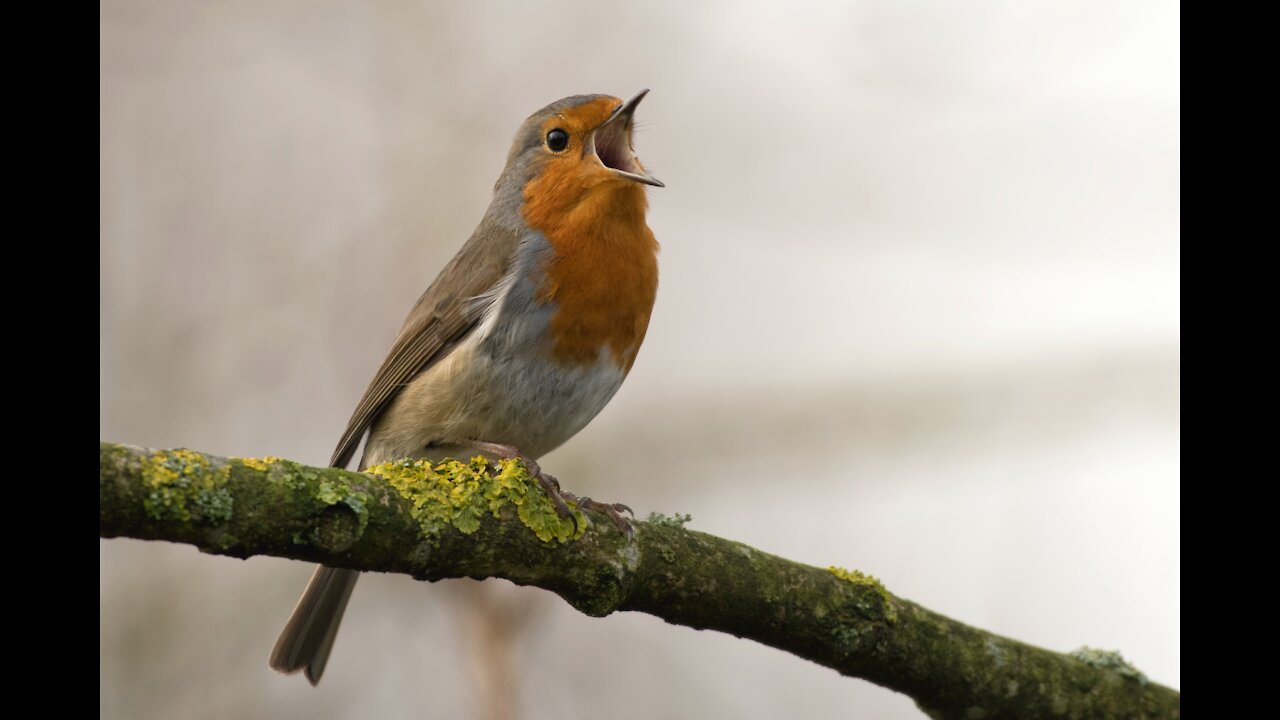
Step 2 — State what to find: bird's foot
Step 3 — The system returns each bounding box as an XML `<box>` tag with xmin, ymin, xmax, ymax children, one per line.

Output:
<box><xmin>562</xmin><ymin>493</ymin><xmax>635</xmax><ymax>537</ymax></box>
<box><xmin>466</xmin><ymin>441</ymin><xmax>633</xmax><ymax>536</ymax></box>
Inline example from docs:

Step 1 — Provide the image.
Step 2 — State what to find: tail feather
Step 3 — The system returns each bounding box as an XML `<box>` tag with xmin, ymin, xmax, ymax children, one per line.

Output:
<box><xmin>269</xmin><ymin>566</ymin><xmax>360</xmax><ymax>685</ymax></box>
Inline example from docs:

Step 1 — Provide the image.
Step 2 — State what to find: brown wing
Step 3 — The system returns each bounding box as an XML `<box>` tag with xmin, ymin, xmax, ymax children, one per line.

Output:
<box><xmin>329</xmin><ymin>217</ymin><xmax>519</xmax><ymax>469</ymax></box>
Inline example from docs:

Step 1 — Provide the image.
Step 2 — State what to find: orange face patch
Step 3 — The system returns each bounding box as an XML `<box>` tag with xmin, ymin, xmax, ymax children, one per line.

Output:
<box><xmin>539</xmin><ymin>97</ymin><xmax>622</xmax><ymax>158</ymax></box>
<box><xmin>520</xmin><ymin>97</ymin><xmax>660</xmax><ymax>372</ymax></box>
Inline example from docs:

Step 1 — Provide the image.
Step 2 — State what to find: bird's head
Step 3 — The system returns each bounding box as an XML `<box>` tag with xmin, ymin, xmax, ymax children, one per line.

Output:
<box><xmin>495</xmin><ymin>91</ymin><xmax>662</xmax><ymax>228</ymax></box>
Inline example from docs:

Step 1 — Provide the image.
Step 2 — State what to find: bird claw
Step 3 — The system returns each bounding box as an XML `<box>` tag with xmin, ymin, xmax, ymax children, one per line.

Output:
<box><xmin>520</xmin><ymin>463</ymin><xmax>635</xmax><ymax>538</ymax></box>
<box><xmin>565</xmin><ymin>494</ymin><xmax>636</xmax><ymax>537</ymax></box>
<box><xmin>528</xmin><ymin>465</ymin><xmax>580</xmax><ymax>534</ymax></box>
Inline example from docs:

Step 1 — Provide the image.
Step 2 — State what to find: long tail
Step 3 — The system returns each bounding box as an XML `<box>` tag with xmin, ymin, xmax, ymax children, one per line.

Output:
<box><xmin>269</xmin><ymin>566</ymin><xmax>360</xmax><ymax>685</ymax></box>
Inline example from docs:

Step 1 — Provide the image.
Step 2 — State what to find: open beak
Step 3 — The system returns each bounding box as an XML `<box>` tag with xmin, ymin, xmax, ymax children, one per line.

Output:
<box><xmin>586</xmin><ymin>89</ymin><xmax>664</xmax><ymax>188</ymax></box>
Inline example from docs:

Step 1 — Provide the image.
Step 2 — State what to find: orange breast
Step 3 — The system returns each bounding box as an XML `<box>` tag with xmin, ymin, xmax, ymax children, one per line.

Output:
<box><xmin>522</xmin><ymin>173</ymin><xmax>659</xmax><ymax>372</ymax></box>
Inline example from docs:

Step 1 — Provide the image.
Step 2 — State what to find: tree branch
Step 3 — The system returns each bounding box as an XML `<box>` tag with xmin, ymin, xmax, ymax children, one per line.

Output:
<box><xmin>99</xmin><ymin>442</ymin><xmax>1178</xmax><ymax>719</ymax></box>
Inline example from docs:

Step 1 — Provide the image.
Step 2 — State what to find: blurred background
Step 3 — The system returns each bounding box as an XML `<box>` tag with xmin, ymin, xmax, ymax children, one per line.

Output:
<box><xmin>100</xmin><ymin>1</ymin><xmax>1179</xmax><ymax>718</ymax></box>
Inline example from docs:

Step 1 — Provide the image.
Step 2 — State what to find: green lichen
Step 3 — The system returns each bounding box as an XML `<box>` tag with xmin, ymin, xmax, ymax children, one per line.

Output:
<box><xmin>367</xmin><ymin>456</ymin><xmax>584</xmax><ymax>543</ymax></box>
<box><xmin>828</xmin><ymin>565</ymin><xmax>898</xmax><ymax>623</ymax></box>
<box><xmin>1069</xmin><ymin>646</ymin><xmax>1148</xmax><ymax>684</ymax></box>
<box><xmin>193</xmin><ymin>487</ymin><xmax>234</xmax><ymax>523</ymax></box>
<box><xmin>140</xmin><ymin>449</ymin><xmax>234</xmax><ymax>524</ymax></box>
<box><xmin>645</xmin><ymin>511</ymin><xmax>692</xmax><ymax>528</ymax></box>
<box><xmin>316</xmin><ymin>479</ymin><xmax>345</xmax><ymax>505</ymax></box>
<box><xmin>286</xmin><ymin>467</ymin><xmax>317</xmax><ymax>491</ymax></box>
<box><xmin>312</xmin><ymin>474</ymin><xmax>370</xmax><ymax>537</ymax></box>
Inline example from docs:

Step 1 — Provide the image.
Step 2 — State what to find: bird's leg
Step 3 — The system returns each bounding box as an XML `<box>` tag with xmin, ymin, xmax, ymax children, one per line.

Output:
<box><xmin>464</xmin><ymin>441</ymin><xmax>634</xmax><ymax>536</ymax></box>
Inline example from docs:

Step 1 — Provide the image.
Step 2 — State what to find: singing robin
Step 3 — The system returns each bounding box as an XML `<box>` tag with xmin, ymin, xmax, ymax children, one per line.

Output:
<box><xmin>269</xmin><ymin>91</ymin><xmax>662</xmax><ymax>684</ymax></box>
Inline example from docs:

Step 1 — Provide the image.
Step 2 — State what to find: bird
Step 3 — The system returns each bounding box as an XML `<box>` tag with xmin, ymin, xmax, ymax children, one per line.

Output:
<box><xmin>269</xmin><ymin>91</ymin><xmax>663</xmax><ymax>685</ymax></box>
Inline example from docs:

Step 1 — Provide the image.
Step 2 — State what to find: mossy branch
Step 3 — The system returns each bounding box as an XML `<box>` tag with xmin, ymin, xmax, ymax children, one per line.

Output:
<box><xmin>99</xmin><ymin>442</ymin><xmax>1178</xmax><ymax>719</ymax></box>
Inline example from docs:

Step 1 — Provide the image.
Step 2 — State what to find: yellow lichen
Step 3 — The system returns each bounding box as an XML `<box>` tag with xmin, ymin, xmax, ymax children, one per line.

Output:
<box><xmin>140</xmin><ymin>449</ymin><xmax>234</xmax><ymax>523</ymax></box>
<box><xmin>233</xmin><ymin>456</ymin><xmax>282</xmax><ymax>471</ymax></box>
<box><xmin>828</xmin><ymin>566</ymin><xmax>878</xmax><ymax>586</ymax></box>
<box><xmin>828</xmin><ymin>565</ymin><xmax>898</xmax><ymax>623</ymax></box>
<box><xmin>367</xmin><ymin>456</ymin><xmax>584</xmax><ymax>543</ymax></box>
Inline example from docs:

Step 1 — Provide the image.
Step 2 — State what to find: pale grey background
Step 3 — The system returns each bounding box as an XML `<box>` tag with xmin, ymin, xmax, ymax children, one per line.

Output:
<box><xmin>100</xmin><ymin>1</ymin><xmax>1179</xmax><ymax>718</ymax></box>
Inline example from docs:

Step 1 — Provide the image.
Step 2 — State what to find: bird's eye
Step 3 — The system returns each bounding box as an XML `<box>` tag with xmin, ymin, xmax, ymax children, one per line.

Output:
<box><xmin>546</xmin><ymin>129</ymin><xmax>569</xmax><ymax>152</ymax></box>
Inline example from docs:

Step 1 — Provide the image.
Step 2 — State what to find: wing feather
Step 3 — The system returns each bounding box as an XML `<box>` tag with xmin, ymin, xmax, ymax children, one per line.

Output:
<box><xmin>328</xmin><ymin>219</ymin><xmax>519</xmax><ymax>469</ymax></box>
